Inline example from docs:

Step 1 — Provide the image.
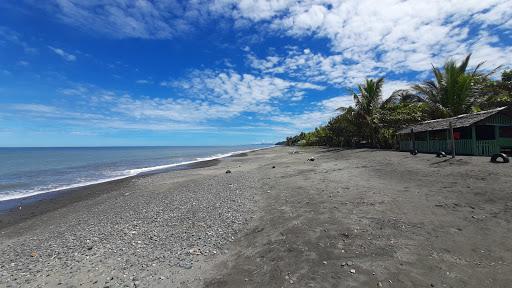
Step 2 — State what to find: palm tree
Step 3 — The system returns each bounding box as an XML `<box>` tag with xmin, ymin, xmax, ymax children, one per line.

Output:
<box><xmin>352</xmin><ymin>78</ymin><xmax>385</xmax><ymax>145</ymax></box>
<box><xmin>403</xmin><ymin>54</ymin><xmax>497</xmax><ymax>118</ymax></box>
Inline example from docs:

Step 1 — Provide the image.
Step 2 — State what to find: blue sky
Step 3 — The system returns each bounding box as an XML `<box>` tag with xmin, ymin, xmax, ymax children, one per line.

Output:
<box><xmin>1</xmin><ymin>1</ymin><xmax>511</xmax><ymax>147</ymax></box>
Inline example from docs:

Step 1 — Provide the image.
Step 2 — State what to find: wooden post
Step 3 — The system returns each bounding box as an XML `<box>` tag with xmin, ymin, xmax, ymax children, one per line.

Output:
<box><xmin>410</xmin><ymin>128</ymin><xmax>415</xmax><ymax>152</ymax></box>
<box><xmin>449</xmin><ymin>122</ymin><xmax>455</xmax><ymax>158</ymax></box>
<box><xmin>446</xmin><ymin>127</ymin><xmax>450</xmax><ymax>153</ymax></box>
<box><xmin>471</xmin><ymin>126</ymin><xmax>477</xmax><ymax>155</ymax></box>
<box><xmin>426</xmin><ymin>131</ymin><xmax>431</xmax><ymax>153</ymax></box>
<box><xmin>495</xmin><ymin>125</ymin><xmax>500</xmax><ymax>154</ymax></box>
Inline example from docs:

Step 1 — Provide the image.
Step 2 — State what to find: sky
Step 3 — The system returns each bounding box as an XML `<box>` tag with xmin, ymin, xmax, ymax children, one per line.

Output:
<box><xmin>0</xmin><ymin>0</ymin><xmax>511</xmax><ymax>147</ymax></box>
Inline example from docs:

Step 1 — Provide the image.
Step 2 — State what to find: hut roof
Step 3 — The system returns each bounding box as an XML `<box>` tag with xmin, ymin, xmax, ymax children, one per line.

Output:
<box><xmin>397</xmin><ymin>106</ymin><xmax>509</xmax><ymax>134</ymax></box>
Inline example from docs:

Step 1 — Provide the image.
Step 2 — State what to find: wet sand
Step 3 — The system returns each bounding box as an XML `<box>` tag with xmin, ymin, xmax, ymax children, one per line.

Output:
<box><xmin>1</xmin><ymin>147</ymin><xmax>512</xmax><ymax>287</ymax></box>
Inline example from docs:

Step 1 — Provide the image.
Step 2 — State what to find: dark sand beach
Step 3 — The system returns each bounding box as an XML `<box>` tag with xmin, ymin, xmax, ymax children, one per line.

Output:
<box><xmin>1</xmin><ymin>147</ymin><xmax>512</xmax><ymax>287</ymax></box>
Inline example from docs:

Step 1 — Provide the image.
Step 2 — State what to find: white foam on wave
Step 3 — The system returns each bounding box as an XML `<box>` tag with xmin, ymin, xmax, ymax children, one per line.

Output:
<box><xmin>0</xmin><ymin>146</ymin><xmax>272</xmax><ymax>202</ymax></box>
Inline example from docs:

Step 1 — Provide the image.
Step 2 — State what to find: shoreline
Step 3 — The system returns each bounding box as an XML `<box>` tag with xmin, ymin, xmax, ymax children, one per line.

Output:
<box><xmin>0</xmin><ymin>146</ymin><xmax>273</xmax><ymax>213</ymax></box>
<box><xmin>0</xmin><ymin>142</ymin><xmax>271</xmax><ymax>230</ymax></box>
<box><xmin>0</xmin><ymin>158</ymin><xmax>222</xmax><ymax>230</ymax></box>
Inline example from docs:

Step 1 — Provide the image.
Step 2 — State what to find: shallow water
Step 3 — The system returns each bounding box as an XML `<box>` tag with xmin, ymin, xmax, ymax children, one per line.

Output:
<box><xmin>0</xmin><ymin>145</ymin><xmax>269</xmax><ymax>201</ymax></box>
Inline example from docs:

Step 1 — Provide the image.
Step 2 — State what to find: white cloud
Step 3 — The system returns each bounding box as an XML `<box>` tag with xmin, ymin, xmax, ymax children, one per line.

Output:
<box><xmin>157</xmin><ymin>69</ymin><xmax>324</xmax><ymax>119</ymax></box>
<box><xmin>240</xmin><ymin>1</ymin><xmax>511</xmax><ymax>86</ymax></box>
<box><xmin>36</xmin><ymin>1</ymin><xmax>511</xmax><ymax>76</ymax></box>
<box><xmin>48</xmin><ymin>46</ymin><xmax>76</xmax><ymax>61</ymax></box>
<box><xmin>270</xmin><ymin>94</ymin><xmax>351</xmax><ymax>131</ymax></box>
<box><xmin>5</xmin><ymin>101</ymin><xmax>211</xmax><ymax>131</ymax></box>
<box><xmin>42</xmin><ymin>0</ymin><xmax>221</xmax><ymax>39</ymax></box>
<box><xmin>271</xmin><ymin>110</ymin><xmax>333</xmax><ymax>130</ymax></box>
<box><xmin>135</xmin><ymin>79</ymin><xmax>153</xmax><ymax>84</ymax></box>
<box><xmin>9</xmin><ymin>103</ymin><xmax>59</xmax><ymax>113</ymax></box>
<box><xmin>248</xmin><ymin>49</ymin><xmax>373</xmax><ymax>86</ymax></box>
<box><xmin>17</xmin><ymin>60</ymin><xmax>29</xmax><ymax>66</ymax></box>
<box><xmin>232</xmin><ymin>0</ymin><xmax>293</xmax><ymax>21</ymax></box>
<box><xmin>320</xmin><ymin>95</ymin><xmax>353</xmax><ymax>110</ymax></box>
<box><xmin>17</xmin><ymin>71</ymin><xmax>324</xmax><ymax>132</ymax></box>
<box><xmin>381</xmin><ymin>80</ymin><xmax>413</xmax><ymax>100</ymax></box>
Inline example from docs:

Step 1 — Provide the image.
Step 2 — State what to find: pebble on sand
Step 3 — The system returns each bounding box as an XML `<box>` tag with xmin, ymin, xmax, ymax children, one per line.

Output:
<box><xmin>188</xmin><ymin>248</ymin><xmax>202</xmax><ymax>255</ymax></box>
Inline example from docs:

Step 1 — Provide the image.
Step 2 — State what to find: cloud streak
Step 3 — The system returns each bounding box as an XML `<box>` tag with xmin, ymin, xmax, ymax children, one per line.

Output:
<box><xmin>48</xmin><ymin>46</ymin><xmax>76</xmax><ymax>61</ymax></box>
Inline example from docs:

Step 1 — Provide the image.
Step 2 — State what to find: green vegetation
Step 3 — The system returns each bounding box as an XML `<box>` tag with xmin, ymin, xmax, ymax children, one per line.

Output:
<box><xmin>285</xmin><ymin>54</ymin><xmax>512</xmax><ymax>148</ymax></box>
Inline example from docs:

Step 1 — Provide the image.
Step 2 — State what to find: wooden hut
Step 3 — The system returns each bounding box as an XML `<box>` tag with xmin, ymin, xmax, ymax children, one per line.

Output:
<box><xmin>397</xmin><ymin>106</ymin><xmax>512</xmax><ymax>156</ymax></box>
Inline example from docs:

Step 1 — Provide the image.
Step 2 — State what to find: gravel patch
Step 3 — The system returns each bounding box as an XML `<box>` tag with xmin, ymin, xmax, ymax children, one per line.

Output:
<box><xmin>0</xmin><ymin>168</ymin><xmax>261</xmax><ymax>287</ymax></box>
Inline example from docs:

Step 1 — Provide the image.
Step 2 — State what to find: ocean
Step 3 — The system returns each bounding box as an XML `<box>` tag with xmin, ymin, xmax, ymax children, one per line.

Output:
<box><xmin>0</xmin><ymin>145</ymin><xmax>270</xmax><ymax>201</ymax></box>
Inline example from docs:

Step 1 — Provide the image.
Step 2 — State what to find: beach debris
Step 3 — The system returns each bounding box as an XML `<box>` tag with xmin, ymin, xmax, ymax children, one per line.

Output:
<box><xmin>322</xmin><ymin>261</ymin><xmax>327</xmax><ymax>265</ymax></box>
<box><xmin>490</xmin><ymin>153</ymin><xmax>509</xmax><ymax>163</ymax></box>
<box><xmin>377</xmin><ymin>282</ymin><xmax>383</xmax><ymax>287</ymax></box>
<box><xmin>346</xmin><ymin>261</ymin><xmax>353</xmax><ymax>266</ymax></box>
<box><xmin>307</xmin><ymin>157</ymin><xmax>315</xmax><ymax>161</ymax></box>
<box><xmin>272</xmin><ymin>165</ymin><xmax>276</xmax><ymax>169</ymax></box>
<box><xmin>436</xmin><ymin>151</ymin><xmax>447</xmax><ymax>158</ymax></box>
<box><xmin>86</xmin><ymin>245</ymin><xmax>94</xmax><ymax>250</ymax></box>
<box><xmin>30</xmin><ymin>251</ymin><xmax>37</xmax><ymax>257</ymax></box>
<box><xmin>225</xmin><ymin>169</ymin><xmax>232</xmax><ymax>174</ymax></box>
<box><xmin>350</xmin><ymin>269</ymin><xmax>356</xmax><ymax>274</ymax></box>
<box><xmin>341</xmin><ymin>262</ymin><xmax>346</xmax><ymax>266</ymax></box>
<box><xmin>410</xmin><ymin>149</ymin><xmax>418</xmax><ymax>155</ymax></box>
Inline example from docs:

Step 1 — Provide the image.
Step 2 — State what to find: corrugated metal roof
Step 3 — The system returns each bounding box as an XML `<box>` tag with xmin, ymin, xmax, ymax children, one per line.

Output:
<box><xmin>397</xmin><ymin>106</ymin><xmax>508</xmax><ymax>134</ymax></box>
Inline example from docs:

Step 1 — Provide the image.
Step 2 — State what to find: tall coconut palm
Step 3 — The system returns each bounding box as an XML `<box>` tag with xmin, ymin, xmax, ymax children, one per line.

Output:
<box><xmin>408</xmin><ymin>54</ymin><xmax>497</xmax><ymax>118</ymax></box>
<box><xmin>352</xmin><ymin>77</ymin><xmax>385</xmax><ymax>145</ymax></box>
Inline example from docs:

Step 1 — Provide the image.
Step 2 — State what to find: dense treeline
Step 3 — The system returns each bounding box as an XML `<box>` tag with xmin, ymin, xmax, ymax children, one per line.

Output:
<box><xmin>285</xmin><ymin>55</ymin><xmax>512</xmax><ymax>148</ymax></box>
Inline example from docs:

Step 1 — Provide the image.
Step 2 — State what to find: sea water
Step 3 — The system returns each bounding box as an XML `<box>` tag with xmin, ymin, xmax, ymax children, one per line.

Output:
<box><xmin>0</xmin><ymin>145</ymin><xmax>269</xmax><ymax>201</ymax></box>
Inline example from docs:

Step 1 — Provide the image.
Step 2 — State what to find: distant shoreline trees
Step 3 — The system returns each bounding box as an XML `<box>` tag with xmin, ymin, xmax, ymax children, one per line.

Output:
<box><xmin>285</xmin><ymin>54</ymin><xmax>512</xmax><ymax>148</ymax></box>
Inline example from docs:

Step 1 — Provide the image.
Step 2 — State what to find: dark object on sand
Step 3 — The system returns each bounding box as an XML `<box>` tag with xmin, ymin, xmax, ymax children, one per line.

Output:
<box><xmin>436</xmin><ymin>151</ymin><xmax>447</xmax><ymax>158</ymax></box>
<box><xmin>491</xmin><ymin>153</ymin><xmax>510</xmax><ymax>163</ymax></box>
<box><xmin>307</xmin><ymin>157</ymin><xmax>315</xmax><ymax>161</ymax></box>
<box><xmin>225</xmin><ymin>170</ymin><xmax>232</xmax><ymax>174</ymax></box>
<box><xmin>410</xmin><ymin>149</ymin><xmax>418</xmax><ymax>155</ymax></box>
<box><xmin>272</xmin><ymin>166</ymin><xmax>276</xmax><ymax>169</ymax></box>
